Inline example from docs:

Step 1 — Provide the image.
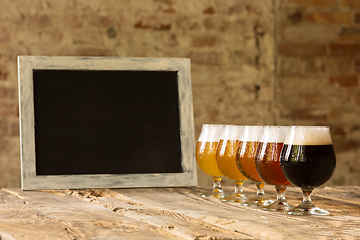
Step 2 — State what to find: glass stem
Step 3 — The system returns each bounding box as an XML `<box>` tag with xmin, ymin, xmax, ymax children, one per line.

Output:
<box><xmin>301</xmin><ymin>188</ymin><xmax>315</xmax><ymax>207</ymax></box>
<box><xmin>212</xmin><ymin>176</ymin><xmax>223</xmax><ymax>193</ymax></box>
<box><xmin>233</xmin><ymin>180</ymin><xmax>244</xmax><ymax>196</ymax></box>
<box><xmin>275</xmin><ymin>185</ymin><xmax>287</xmax><ymax>203</ymax></box>
<box><xmin>255</xmin><ymin>182</ymin><xmax>266</xmax><ymax>200</ymax></box>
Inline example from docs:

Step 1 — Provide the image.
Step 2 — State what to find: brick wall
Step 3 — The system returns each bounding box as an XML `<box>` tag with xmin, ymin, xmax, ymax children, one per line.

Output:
<box><xmin>0</xmin><ymin>0</ymin><xmax>358</xmax><ymax>188</ymax></box>
<box><xmin>276</xmin><ymin>0</ymin><xmax>360</xmax><ymax>185</ymax></box>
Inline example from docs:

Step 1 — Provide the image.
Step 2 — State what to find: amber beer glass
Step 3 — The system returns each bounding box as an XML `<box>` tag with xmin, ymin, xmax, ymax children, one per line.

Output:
<box><xmin>280</xmin><ymin>126</ymin><xmax>336</xmax><ymax>215</ymax></box>
<box><xmin>216</xmin><ymin>125</ymin><xmax>248</xmax><ymax>202</ymax></box>
<box><xmin>255</xmin><ymin>126</ymin><xmax>292</xmax><ymax>211</ymax></box>
<box><xmin>196</xmin><ymin>124</ymin><xmax>225</xmax><ymax>198</ymax></box>
<box><xmin>236</xmin><ymin>126</ymin><xmax>273</xmax><ymax>206</ymax></box>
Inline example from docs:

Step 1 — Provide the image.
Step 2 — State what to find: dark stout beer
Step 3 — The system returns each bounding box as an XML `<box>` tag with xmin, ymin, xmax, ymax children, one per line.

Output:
<box><xmin>279</xmin><ymin>126</ymin><xmax>336</xmax><ymax>215</ymax></box>
<box><xmin>280</xmin><ymin>144</ymin><xmax>336</xmax><ymax>189</ymax></box>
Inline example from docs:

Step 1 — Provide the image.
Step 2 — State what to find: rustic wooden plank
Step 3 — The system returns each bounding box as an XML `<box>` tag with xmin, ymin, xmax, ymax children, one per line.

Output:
<box><xmin>1</xmin><ymin>187</ymin><xmax>359</xmax><ymax>240</ymax></box>
<box><xmin>109</xmin><ymin>186</ymin><xmax>360</xmax><ymax>239</ymax></box>
<box><xmin>57</xmin><ymin>189</ymin><xmax>254</xmax><ymax>239</ymax></box>
<box><xmin>0</xmin><ymin>188</ymin><xmax>187</xmax><ymax>239</ymax></box>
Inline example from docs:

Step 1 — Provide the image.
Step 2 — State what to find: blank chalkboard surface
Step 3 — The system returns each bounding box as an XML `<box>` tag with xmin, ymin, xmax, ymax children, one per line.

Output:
<box><xmin>18</xmin><ymin>56</ymin><xmax>196</xmax><ymax>190</ymax></box>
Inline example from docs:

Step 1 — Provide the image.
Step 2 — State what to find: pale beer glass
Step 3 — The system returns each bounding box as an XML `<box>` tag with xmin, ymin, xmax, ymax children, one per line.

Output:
<box><xmin>255</xmin><ymin>126</ymin><xmax>292</xmax><ymax>211</ymax></box>
<box><xmin>280</xmin><ymin>126</ymin><xmax>336</xmax><ymax>215</ymax></box>
<box><xmin>216</xmin><ymin>125</ymin><xmax>248</xmax><ymax>202</ymax></box>
<box><xmin>196</xmin><ymin>124</ymin><xmax>225</xmax><ymax>198</ymax></box>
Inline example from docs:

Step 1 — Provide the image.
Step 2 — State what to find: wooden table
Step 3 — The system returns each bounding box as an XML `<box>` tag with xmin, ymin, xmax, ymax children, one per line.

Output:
<box><xmin>0</xmin><ymin>185</ymin><xmax>359</xmax><ymax>239</ymax></box>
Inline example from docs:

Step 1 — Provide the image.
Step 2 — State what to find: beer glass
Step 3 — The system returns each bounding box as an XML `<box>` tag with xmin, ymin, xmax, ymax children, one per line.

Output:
<box><xmin>216</xmin><ymin>125</ymin><xmax>248</xmax><ymax>202</ymax></box>
<box><xmin>196</xmin><ymin>124</ymin><xmax>225</xmax><ymax>198</ymax></box>
<box><xmin>280</xmin><ymin>126</ymin><xmax>336</xmax><ymax>216</ymax></box>
<box><xmin>255</xmin><ymin>126</ymin><xmax>292</xmax><ymax>211</ymax></box>
<box><xmin>236</xmin><ymin>126</ymin><xmax>273</xmax><ymax>206</ymax></box>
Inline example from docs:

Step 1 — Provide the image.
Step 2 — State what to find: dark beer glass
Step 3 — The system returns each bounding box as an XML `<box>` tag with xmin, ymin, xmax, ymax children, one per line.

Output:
<box><xmin>196</xmin><ymin>124</ymin><xmax>225</xmax><ymax>198</ymax></box>
<box><xmin>280</xmin><ymin>126</ymin><xmax>336</xmax><ymax>215</ymax></box>
<box><xmin>255</xmin><ymin>126</ymin><xmax>292</xmax><ymax>211</ymax></box>
<box><xmin>236</xmin><ymin>126</ymin><xmax>273</xmax><ymax>206</ymax></box>
<box><xmin>216</xmin><ymin>125</ymin><xmax>248</xmax><ymax>202</ymax></box>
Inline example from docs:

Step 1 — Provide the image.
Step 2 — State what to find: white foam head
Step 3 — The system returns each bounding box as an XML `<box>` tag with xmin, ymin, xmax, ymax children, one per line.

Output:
<box><xmin>260</xmin><ymin>126</ymin><xmax>289</xmax><ymax>143</ymax></box>
<box><xmin>198</xmin><ymin>124</ymin><xmax>224</xmax><ymax>142</ymax></box>
<box><xmin>284</xmin><ymin>126</ymin><xmax>333</xmax><ymax>145</ymax></box>
<box><xmin>220</xmin><ymin>125</ymin><xmax>243</xmax><ymax>141</ymax></box>
<box><xmin>239</xmin><ymin>126</ymin><xmax>263</xmax><ymax>142</ymax></box>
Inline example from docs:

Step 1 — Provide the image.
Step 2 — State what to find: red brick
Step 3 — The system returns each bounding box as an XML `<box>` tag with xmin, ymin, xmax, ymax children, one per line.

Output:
<box><xmin>288</xmin><ymin>10</ymin><xmax>303</xmax><ymax>24</ymax></box>
<box><xmin>0</xmin><ymin>27</ymin><xmax>10</xmax><ymax>43</ymax></box>
<box><xmin>278</xmin><ymin>43</ymin><xmax>327</xmax><ymax>57</ymax></box>
<box><xmin>9</xmin><ymin>121</ymin><xmax>19</xmax><ymax>136</ymax></box>
<box><xmin>203</xmin><ymin>6</ymin><xmax>215</xmax><ymax>14</ymax></box>
<box><xmin>0</xmin><ymin>102</ymin><xmax>16</xmax><ymax>117</ymax></box>
<box><xmin>0</xmin><ymin>119</ymin><xmax>18</xmax><ymax>136</ymax></box>
<box><xmin>356</xmin><ymin>13</ymin><xmax>360</xmax><ymax>23</ymax></box>
<box><xmin>355</xmin><ymin>92</ymin><xmax>360</xmax><ymax>105</ymax></box>
<box><xmin>339</xmin><ymin>27</ymin><xmax>360</xmax><ymax>41</ymax></box>
<box><xmin>186</xmin><ymin>51</ymin><xmax>224</xmax><ymax>65</ymax></box>
<box><xmin>75</xmin><ymin>47</ymin><xmax>114</xmax><ymax>57</ymax></box>
<box><xmin>355</xmin><ymin>60</ymin><xmax>360</xmax><ymax>72</ymax></box>
<box><xmin>331</xmin><ymin>125</ymin><xmax>347</xmax><ymax>138</ymax></box>
<box><xmin>354</xmin><ymin>13</ymin><xmax>360</xmax><ymax>24</ymax></box>
<box><xmin>134</xmin><ymin>20</ymin><xmax>171</xmax><ymax>31</ymax></box>
<box><xmin>28</xmin><ymin>14</ymin><xmax>53</xmax><ymax>29</ymax></box>
<box><xmin>0</xmin><ymin>120</ymin><xmax>8</xmax><ymax>135</ymax></box>
<box><xmin>329</xmin><ymin>75</ymin><xmax>358</xmax><ymax>88</ymax></box>
<box><xmin>0</xmin><ymin>65</ymin><xmax>9</xmax><ymax>81</ymax></box>
<box><xmin>203</xmin><ymin>18</ymin><xmax>216</xmax><ymax>30</ymax></box>
<box><xmin>175</xmin><ymin>16</ymin><xmax>201</xmax><ymax>30</ymax></box>
<box><xmin>163</xmin><ymin>8</ymin><xmax>176</xmax><ymax>14</ymax></box>
<box><xmin>228</xmin><ymin>3</ymin><xmax>244</xmax><ymax>14</ymax></box>
<box><xmin>0</xmin><ymin>85</ymin><xmax>16</xmax><ymax>99</ymax></box>
<box><xmin>192</xmin><ymin>36</ymin><xmax>217</xmax><ymax>47</ymax></box>
<box><xmin>304</xmin><ymin>12</ymin><xmax>351</xmax><ymax>23</ymax></box>
<box><xmin>281</xmin><ymin>109</ymin><xmax>327</xmax><ymax>121</ymax></box>
<box><xmin>329</xmin><ymin>43</ymin><xmax>360</xmax><ymax>56</ymax></box>
<box><xmin>154</xmin><ymin>0</ymin><xmax>173</xmax><ymax>5</ymax></box>
<box><xmin>287</xmin><ymin>0</ymin><xmax>337</xmax><ymax>8</ymax></box>
<box><xmin>333</xmin><ymin>139</ymin><xmax>360</xmax><ymax>152</ymax></box>
<box><xmin>305</xmin><ymin>92</ymin><xmax>348</xmax><ymax>104</ymax></box>
<box><xmin>0</xmin><ymin>137</ymin><xmax>9</xmax><ymax>154</ymax></box>
<box><xmin>341</xmin><ymin>0</ymin><xmax>360</xmax><ymax>8</ymax></box>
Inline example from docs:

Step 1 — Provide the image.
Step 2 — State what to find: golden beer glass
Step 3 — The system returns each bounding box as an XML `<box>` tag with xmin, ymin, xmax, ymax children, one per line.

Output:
<box><xmin>216</xmin><ymin>125</ymin><xmax>248</xmax><ymax>202</ymax></box>
<box><xmin>280</xmin><ymin>126</ymin><xmax>336</xmax><ymax>215</ymax></box>
<box><xmin>236</xmin><ymin>126</ymin><xmax>273</xmax><ymax>206</ymax></box>
<box><xmin>196</xmin><ymin>124</ymin><xmax>225</xmax><ymax>198</ymax></box>
<box><xmin>255</xmin><ymin>126</ymin><xmax>292</xmax><ymax>211</ymax></box>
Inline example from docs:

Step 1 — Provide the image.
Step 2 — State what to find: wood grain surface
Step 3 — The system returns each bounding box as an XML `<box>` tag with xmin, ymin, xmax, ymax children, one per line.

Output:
<box><xmin>0</xmin><ymin>186</ymin><xmax>359</xmax><ymax>239</ymax></box>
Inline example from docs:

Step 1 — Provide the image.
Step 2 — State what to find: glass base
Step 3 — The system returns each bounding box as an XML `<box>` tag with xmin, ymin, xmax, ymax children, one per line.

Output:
<box><xmin>240</xmin><ymin>196</ymin><xmax>274</xmax><ymax>207</ymax></box>
<box><xmin>286</xmin><ymin>205</ymin><xmax>330</xmax><ymax>216</ymax></box>
<box><xmin>260</xmin><ymin>200</ymin><xmax>292</xmax><ymax>212</ymax></box>
<box><xmin>200</xmin><ymin>189</ymin><xmax>225</xmax><ymax>198</ymax></box>
<box><xmin>220</xmin><ymin>193</ymin><xmax>247</xmax><ymax>203</ymax></box>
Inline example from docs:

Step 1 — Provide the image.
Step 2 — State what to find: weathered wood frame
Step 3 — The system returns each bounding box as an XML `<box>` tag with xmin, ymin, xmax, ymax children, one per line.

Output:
<box><xmin>18</xmin><ymin>56</ymin><xmax>196</xmax><ymax>190</ymax></box>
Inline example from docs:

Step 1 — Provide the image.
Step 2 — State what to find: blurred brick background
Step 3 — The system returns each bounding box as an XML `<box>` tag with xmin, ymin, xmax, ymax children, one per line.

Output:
<box><xmin>0</xmin><ymin>0</ymin><xmax>359</xmax><ymax>188</ymax></box>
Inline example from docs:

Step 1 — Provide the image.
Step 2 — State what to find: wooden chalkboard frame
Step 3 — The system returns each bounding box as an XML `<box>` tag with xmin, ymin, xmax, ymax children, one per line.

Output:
<box><xmin>18</xmin><ymin>56</ymin><xmax>196</xmax><ymax>190</ymax></box>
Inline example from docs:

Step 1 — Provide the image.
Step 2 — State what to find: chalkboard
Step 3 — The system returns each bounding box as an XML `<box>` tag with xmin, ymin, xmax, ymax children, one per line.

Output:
<box><xmin>18</xmin><ymin>56</ymin><xmax>196</xmax><ymax>190</ymax></box>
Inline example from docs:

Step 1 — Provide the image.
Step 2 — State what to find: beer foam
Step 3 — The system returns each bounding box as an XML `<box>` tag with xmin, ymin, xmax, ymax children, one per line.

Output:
<box><xmin>220</xmin><ymin>125</ymin><xmax>243</xmax><ymax>141</ymax></box>
<box><xmin>198</xmin><ymin>124</ymin><xmax>224</xmax><ymax>142</ymax></box>
<box><xmin>284</xmin><ymin>126</ymin><xmax>333</xmax><ymax>145</ymax></box>
<box><xmin>260</xmin><ymin>126</ymin><xmax>289</xmax><ymax>143</ymax></box>
<box><xmin>239</xmin><ymin>126</ymin><xmax>263</xmax><ymax>142</ymax></box>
